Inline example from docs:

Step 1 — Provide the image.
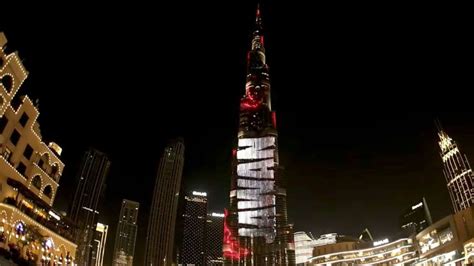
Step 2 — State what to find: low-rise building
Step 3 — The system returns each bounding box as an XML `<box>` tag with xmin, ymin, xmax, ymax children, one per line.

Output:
<box><xmin>414</xmin><ymin>205</ymin><xmax>474</xmax><ymax>265</ymax></box>
<box><xmin>308</xmin><ymin>237</ymin><xmax>417</xmax><ymax>265</ymax></box>
<box><xmin>0</xmin><ymin>32</ymin><xmax>76</xmax><ymax>265</ymax></box>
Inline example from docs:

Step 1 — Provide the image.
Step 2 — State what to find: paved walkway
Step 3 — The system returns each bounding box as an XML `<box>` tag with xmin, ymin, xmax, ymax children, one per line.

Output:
<box><xmin>0</xmin><ymin>256</ymin><xmax>16</xmax><ymax>265</ymax></box>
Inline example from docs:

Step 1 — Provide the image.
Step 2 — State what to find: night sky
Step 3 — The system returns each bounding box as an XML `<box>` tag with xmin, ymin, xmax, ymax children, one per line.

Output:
<box><xmin>1</xmin><ymin>1</ymin><xmax>473</xmax><ymax>265</ymax></box>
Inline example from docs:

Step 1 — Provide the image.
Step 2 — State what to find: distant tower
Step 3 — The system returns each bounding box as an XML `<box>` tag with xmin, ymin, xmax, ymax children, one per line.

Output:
<box><xmin>113</xmin><ymin>199</ymin><xmax>139</xmax><ymax>266</ymax></box>
<box><xmin>178</xmin><ymin>191</ymin><xmax>208</xmax><ymax>265</ymax></box>
<box><xmin>205</xmin><ymin>212</ymin><xmax>225</xmax><ymax>264</ymax></box>
<box><xmin>400</xmin><ymin>197</ymin><xmax>433</xmax><ymax>233</ymax></box>
<box><xmin>437</xmin><ymin>122</ymin><xmax>474</xmax><ymax>213</ymax></box>
<box><xmin>144</xmin><ymin>139</ymin><xmax>185</xmax><ymax>266</ymax></box>
<box><xmin>69</xmin><ymin>148</ymin><xmax>110</xmax><ymax>266</ymax></box>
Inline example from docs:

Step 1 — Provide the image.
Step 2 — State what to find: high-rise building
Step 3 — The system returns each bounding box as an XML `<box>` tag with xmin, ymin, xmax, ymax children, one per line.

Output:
<box><xmin>178</xmin><ymin>191</ymin><xmax>208</xmax><ymax>265</ymax></box>
<box><xmin>144</xmin><ymin>139</ymin><xmax>184</xmax><ymax>266</ymax></box>
<box><xmin>90</xmin><ymin>222</ymin><xmax>108</xmax><ymax>266</ymax></box>
<box><xmin>69</xmin><ymin>148</ymin><xmax>111</xmax><ymax>265</ymax></box>
<box><xmin>400</xmin><ymin>197</ymin><xmax>433</xmax><ymax>234</ymax></box>
<box><xmin>225</xmin><ymin>5</ymin><xmax>295</xmax><ymax>265</ymax></box>
<box><xmin>437</xmin><ymin>123</ymin><xmax>474</xmax><ymax>213</ymax></box>
<box><xmin>113</xmin><ymin>199</ymin><xmax>139</xmax><ymax>266</ymax></box>
<box><xmin>0</xmin><ymin>32</ymin><xmax>76</xmax><ymax>265</ymax></box>
<box><xmin>205</xmin><ymin>212</ymin><xmax>224</xmax><ymax>265</ymax></box>
<box><xmin>224</xmin><ymin>5</ymin><xmax>295</xmax><ymax>265</ymax></box>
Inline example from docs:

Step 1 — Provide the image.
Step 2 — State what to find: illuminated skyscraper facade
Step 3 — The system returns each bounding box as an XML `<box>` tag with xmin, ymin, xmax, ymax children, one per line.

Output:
<box><xmin>178</xmin><ymin>191</ymin><xmax>208</xmax><ymax>265</ymax></box>
<box><xmin>225</xmin><ymin>6</ymin><xmax>295</xmax><ymax>265</ymax></box>
<box><xmin>144</xmin><ymin>139</ymin><xmax>184</xmax><ymax>266</ymax></box>
<box><xmin>70</xmin><ymin>148</ymin><xmax>111</xmax><ymax>266</ymax></box>
<box><xmin>400</xmin><ymin>197</ymin><xmax>432</xmax><ymax>234</ymax></box>
<box><xmin>205</xmin><ymin>212</ymin><xmax>224</xmax><ymax>264</ymax></box>
<box><xmin>113</xmin><ymin>199</ymin><xmax>139</xmax><ymax>266</ymax></box>
<box><xmin>437</xmin><ymin>125</ymin><xmax>474</xmax><ymax>213</ymax></box>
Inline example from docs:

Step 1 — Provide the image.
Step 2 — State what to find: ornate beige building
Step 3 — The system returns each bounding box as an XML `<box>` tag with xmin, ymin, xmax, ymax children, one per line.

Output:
<box><xmin>0</xmin><ymin>32</ymin><xmax>77</xmax><ymax>265</ymax></box>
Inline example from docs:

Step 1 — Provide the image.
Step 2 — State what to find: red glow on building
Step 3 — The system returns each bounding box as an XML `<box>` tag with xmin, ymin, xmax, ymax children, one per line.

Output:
<box><xmin>232</xmin><ymin>148</ymin><xmax>237</xmax><ymax>157</ymax></box>
<box><xmin>260</xmin><ymin>36</ymin><xmax>264</xmax><ymax>46</ymax></box>
<box><xmin>223</xmin><ymin>209</ymin><xmax>249</xmax><ymax>260</ymax></box>
<box><xmin>240</xmin><ymin>101</ymin><xmax>260</xmax><ymax>110</ymax></box>
<box><xmin>272</xmin><ymin>112</ymin><xmax>277</xmax><ymax>128</ymax></box>
<box><xmin>240</xmin><ymin>94</ymin><xmax>262</xmax><ymax>110</ymax></box>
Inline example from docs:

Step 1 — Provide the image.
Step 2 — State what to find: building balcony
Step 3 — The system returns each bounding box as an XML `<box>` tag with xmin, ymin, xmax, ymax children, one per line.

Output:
<box><xmin>0</xmin><ymin>203</ymin><xmax>76</xmax><ymax>265</ymax></box>
<box><xmin>3</xmin><ymin>178</ymin><xmax>75</xmax><ymax>242</ymax></box>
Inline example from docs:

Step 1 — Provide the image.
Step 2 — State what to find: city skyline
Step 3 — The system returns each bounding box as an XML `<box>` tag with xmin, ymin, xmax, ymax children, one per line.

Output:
<box><xmin>1</xmin><ymin>1</ymin><xmax>472</xmax><ymax>265</ymax></box>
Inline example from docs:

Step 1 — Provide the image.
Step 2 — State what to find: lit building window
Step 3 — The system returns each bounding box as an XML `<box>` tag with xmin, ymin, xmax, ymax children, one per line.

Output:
<box><xmin>2</xmin><ymin>147</ymin><xmax>12</xmax><ymax>162</ymax></box>
<box><xmin>51</xmin><ymin>163</ymin><xmax>59</xmax><ymax>178</ymax></box>
<box><xmin>32</xmin><ymin>175</ymin><xmax>42</xmax><ymax>189</ymax></box>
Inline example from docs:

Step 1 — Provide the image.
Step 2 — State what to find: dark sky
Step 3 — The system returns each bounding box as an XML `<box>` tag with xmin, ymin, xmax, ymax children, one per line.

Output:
<box><xmin>1</xmin><ymin>1</ymin><xmax>473</xmax><ymax>265</ymax></box>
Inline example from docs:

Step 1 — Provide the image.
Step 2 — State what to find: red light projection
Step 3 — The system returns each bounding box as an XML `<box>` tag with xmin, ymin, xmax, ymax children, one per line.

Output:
<box><xmin>241</xmin><ymin>84</ymin><xmax>264</xmax><ymax>110</ymax></box>
<box><xmin>272</xmin><ymin>111</ymin><xmax>277</xmax><ymax>128</ymax></box>
<box><xmin>223</xmin><ymin>209</ymin><xmax>249</xmax><ymax>260</ymax></box>
<box><xmin>240</xmin><ymin>98</ymin><xmax>261</xmax><ymax>110</ymax></box>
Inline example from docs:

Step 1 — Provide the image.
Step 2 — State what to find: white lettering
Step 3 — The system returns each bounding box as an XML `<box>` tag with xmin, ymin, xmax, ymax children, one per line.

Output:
<box><xmin>412</xmin><ymin>202</ymin><xmax>423</xmax><ymax>210</ymax></box>
<box><xmin>192</xmin><ymin>191</ymin><xmax>207</xmax><ymax>197</ymax></box>
<box><xmin>373</xmin><ymin>238</ymin><xmax>389</xmax><ymax>246</ymax></box>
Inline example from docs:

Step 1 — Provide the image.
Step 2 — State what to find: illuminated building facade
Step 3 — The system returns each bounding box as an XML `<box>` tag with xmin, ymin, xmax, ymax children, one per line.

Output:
<box><xmin>0</xmin><ymin>32</ymin><xmax>76</xmax><ymax>265</ymax></box>
<box><xmin>144</xmin><ymin>139</ymin><xmax>184</xmax><ymax>266</ymax></box>
<box><xmin>205</xmin><ymin>212</ymin><xmax>224</xmax><ymax>265</ymax></box>
<box><xmin>90</xmin><ymin>222</ymin><xmax>108</xmax><ymax>266</ymax></box>
<box><xmin>177</xmin><ymin>191</ymin><xmax>208</xmax><ymax>265</ymax></box>
<box><xmin>295</xmin><ymin>232</ymin><xmax>319</xmax><ymax>265</ymax></box>
<box><xmin>294</xmin><ymin>232</ymin><xmax>343</xmax><ymax>264</ymax></box>
<box><xmin>70</xmin><ymin>148</ymin><xmax>111</xmax><ymax>266</ymax></box>
<box><xmin>309</xmin><ymin>238</ymin><xmax>417</xmax><ymax>265</ymax></box>
<box><xmin>112</xmin><ymin>199</ymin><xmax>139</xmax><ymax>266</ymax></box>
<box><xmin>437</xmin><ymin>124</ymin><xmax>474</xmax><ymax>213</ymax></box>
<box><xmin>225</xmin><ymin>5</ymin><xmax>295</xmax><ymax>265</ymax></box>
<box><xmin>306</xmin><ymin>205</ymin><xmax>474</xmax><ymax>265</ymax></box>
<box><xmin>414</xmin><ymin>205</ymin><xmax>474</xmax><ymax>265</ymax></box>
<box><xmin>400</xmin><ymin>197</ymin><xmax>433</xmax><ymax>234</ymax></box>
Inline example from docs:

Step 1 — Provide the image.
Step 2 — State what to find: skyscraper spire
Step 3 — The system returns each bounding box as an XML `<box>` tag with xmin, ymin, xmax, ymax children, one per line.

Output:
<box><xmin>252</xmin><ymin>3</ymin><xmax>264</xmax><ymax>49</ymax></box>
<box><xmin>434</xmin><ymin>118</ymin><xmax>444</xmax><ymax>134</ymax></box>
<box><xmin>255</xmin><ymin>3</ymin><xmax>263</xmax><ymax>32</ymax></box>
<box><xmin>436</xmin><ymin>123</ymin><xmax>474</xmax><ymax>213</ymax></box>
